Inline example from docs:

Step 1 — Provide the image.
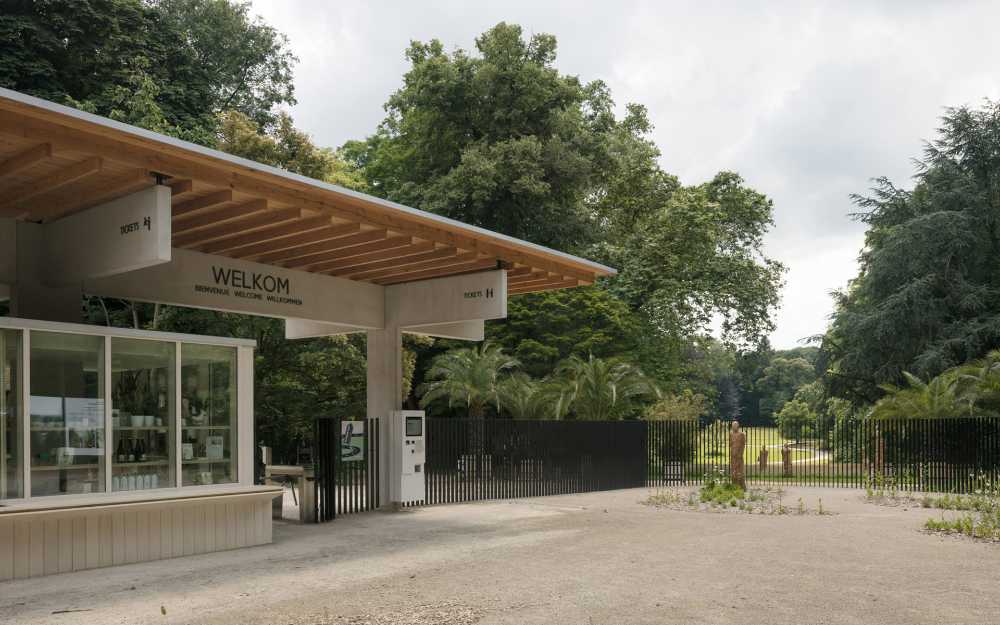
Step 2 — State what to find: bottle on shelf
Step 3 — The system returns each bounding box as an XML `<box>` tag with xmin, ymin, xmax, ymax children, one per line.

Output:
<box><xmin>127</xmin><ymin>439</ymin><xmax>136</xmax><ymax>463</ymax></box>
<box><xmin>138</xmin><ymin>438</ymin><xmax>147</xmax><ymax>463</ymax></box>
<box><xmin>116</xmin><ymin>437</ymin><xmax>127</xmax><ymax>463</ymax></box>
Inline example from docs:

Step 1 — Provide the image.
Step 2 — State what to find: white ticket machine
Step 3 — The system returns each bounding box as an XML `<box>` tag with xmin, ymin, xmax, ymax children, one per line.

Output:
<box><xmin>391</xmin><ymin>410</ymin><xmax>426</xmax><ymax>505</ymax></box>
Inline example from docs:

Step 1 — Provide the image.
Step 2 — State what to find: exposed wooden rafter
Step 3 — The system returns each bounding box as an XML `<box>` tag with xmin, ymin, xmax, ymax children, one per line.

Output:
<box><xmin>326</xmin><ymin>242</ymin><xmax>441</xmax><ymax>277</ymax></box>
<box><xmin>375</xmin><ymin>258</ymin><xmax>498</xmax><ymax>285</ymax></box>
<box><xmin>0</xmin><ymin>95</ymin><xmax>616</xmax><ymax>294</ymax></box>
<box><xmin>173</xmin><ymin>208</ymin><xmax>301</xmax><ymax>248</ymax></box>
<box><xmin>256</xmin><ymin>228</ymin><xmax>388</xmax><ymax>265</ymax></box>
<box><xmin>167</xmin><ymin>178</ymin><xmax>194</xmax><ymax>197</ymax></box>
<box><xmin>172</xmin><ymin>199</ymin><xmax>269</xmax><ymax>234</ymax></box>
<box><xmin>33</xmin><ymin>168</ymin><xmax>151</xmax><ymax>222</ymax></box>
<box><xmin>171</xmin><ymin>189</ymin><xmax>233</xmax><ymax>218</ymax></box>
<box><xmin>225</xmin><ymin>222</ymin><xmax>360</xmax><ymax>259</ymax></box>
<box><xmin>0</xmin><ymin>156</ymin><xmax>102</xmax><ymax>217</ymax></box>
<box><xmin>0</xmin><ymin>142</ymin><xmax>51</xmax><ymax>179</ymax></box>
<box><xmin>292</xmin><ymin>236</ymin><xmax>414</xmax><ymax>271</ymax></box>
<box><xmin>348</xmin><ymin>250</ymin><xmax>475</xmax><ymax>282</ymax></box>
<box><xmin>200</xmin><ymin>215</ymin><xmax>333</xmax><ymax>255</ymax></box>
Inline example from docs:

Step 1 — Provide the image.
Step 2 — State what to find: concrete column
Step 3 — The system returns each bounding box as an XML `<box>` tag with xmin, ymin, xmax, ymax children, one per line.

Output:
<box><xmin>366</xmin><ymin>325</ymin><xmax>402</xmax><ymax>507</ymax></box>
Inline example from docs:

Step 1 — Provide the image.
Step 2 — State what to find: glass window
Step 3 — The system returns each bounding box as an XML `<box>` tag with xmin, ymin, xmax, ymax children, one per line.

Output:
<box><xmin>29</xmin><ymin>332</ymin><xmax>105</xmax><ymax>496</ymax></box>
<box><xmin>181</xmin><ymin>344</ymin><xmax>237</xmax><ymax>486</ymax></box>
<box><xmin>1</xmin><ymin>329</ymin><xmax>22</xmax><ymax>500</ymax></box>
<box><xmin>111</xmin><ymin>339</ymin><xmax>175</xmax><ymax>491</ymax></box>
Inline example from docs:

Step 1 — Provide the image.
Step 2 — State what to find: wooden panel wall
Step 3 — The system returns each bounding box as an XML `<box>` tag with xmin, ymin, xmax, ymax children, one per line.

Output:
<box><xmin>0</xmin><ymin>495</ymin><xmax>272</xmax><ymax>581</ymax></box>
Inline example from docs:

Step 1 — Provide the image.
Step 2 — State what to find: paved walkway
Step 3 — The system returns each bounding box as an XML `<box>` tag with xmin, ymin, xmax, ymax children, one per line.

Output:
<box><xmin>0</xmin><ymin>487</ymin><xmax>997</xmax><ymax>624</ymax></box>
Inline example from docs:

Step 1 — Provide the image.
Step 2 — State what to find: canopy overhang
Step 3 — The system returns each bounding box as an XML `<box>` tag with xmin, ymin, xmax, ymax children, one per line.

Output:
<box><xmin>0</xmin><ymin>88</ymin><xmax>615</xmax><ymax>296</ymax></box>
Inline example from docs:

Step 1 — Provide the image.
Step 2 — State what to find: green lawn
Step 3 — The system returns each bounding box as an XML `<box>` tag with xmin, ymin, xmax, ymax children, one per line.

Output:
<box><xmin>691</xmin><ymin>426</ymin><xmax>826</xmax><ymax>466</ymax></box>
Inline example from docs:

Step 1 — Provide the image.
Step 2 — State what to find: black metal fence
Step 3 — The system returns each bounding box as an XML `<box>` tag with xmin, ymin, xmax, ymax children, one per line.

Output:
<box><xmin>424</xmin><ymin>418</ymin><xmax>647</xmax><ymax>505</ymax></box>
<box><xmin>311</xmin><ymin>416</ymin><xmax>1000</xmax><ymax>519</ymax></box>
<box><xmin>314</xmin><ymin>417</ymin><xmax>381</xmax><ymax>522</ymax></box>
<box><xmin>649</xmin><ymin>417</ymin><xmax>1000</xmax><ymax>493</ymax></box>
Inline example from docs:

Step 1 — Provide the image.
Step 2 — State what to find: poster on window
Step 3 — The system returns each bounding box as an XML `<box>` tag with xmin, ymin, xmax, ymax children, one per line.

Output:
<box><xmin>341</xmin><ymin>420</ymin><xmax>365</xmax><ymax>462</ymax></box>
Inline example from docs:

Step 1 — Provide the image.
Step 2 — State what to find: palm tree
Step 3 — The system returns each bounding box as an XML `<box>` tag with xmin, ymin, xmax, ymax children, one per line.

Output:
<box><xmin>554</xmin><ymin>354</ymin><xmax>659</xmax><ymax>420</ymax></box>
<box><xmin>871</xmin><ymin>371</ymin><xmax>970</xmax><ymax>420</ymax></box>
<box><xmin>955</xmin><ymin>350</ymin><xmax>1000</xmax><ymax>416</ymax></box>
<box><xmin>496</xmin><ymin>373</ymin><xmax>570</xmax><ymax>420</ymax></box>
<box><xmin>418</xmin><ymin>342</ymin><xmax>519</xmax><ymax>418</ymax></box>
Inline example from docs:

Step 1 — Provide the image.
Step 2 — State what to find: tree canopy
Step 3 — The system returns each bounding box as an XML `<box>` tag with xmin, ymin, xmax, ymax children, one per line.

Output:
<box><xmin>822</xmin><ymin>100</ymin><xmax>1000</xmax><ymax>405</ymax></box>
<box><xmin>0</xmin><ymin>0</ymin><xmax>297</xmax><ymax>145</ymax></box>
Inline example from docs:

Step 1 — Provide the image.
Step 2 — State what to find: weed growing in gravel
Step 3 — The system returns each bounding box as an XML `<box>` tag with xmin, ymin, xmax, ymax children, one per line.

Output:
<box><xmin>642</xmin><ymin>478</ymin><xmax>829</xmax><ymax>516</ymax></box>
<box><xmin>863</xmin><ymin>472</ymin><xmax>1000</xmax><ymax>542</ymax></box>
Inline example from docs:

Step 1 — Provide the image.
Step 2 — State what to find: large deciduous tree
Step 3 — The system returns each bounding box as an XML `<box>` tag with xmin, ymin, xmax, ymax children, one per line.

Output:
<box><xmin>822</xmin><ymin>100</ymin><xmax>1000</xmax><ymax>405</ymax></box>
<box><xmin>342</xmin><ymin>22</ymin><xmax>637</xmax><ymax>252</ymax></box>
<box><xmin>0</xmin><ymin>0</ymin><xmax>296</xmax><ymax>144</ymax></box>
<box><xmin>599</xmin><ymin>171</ymin><xmax>785</xmax><ymax>350</ymax></box>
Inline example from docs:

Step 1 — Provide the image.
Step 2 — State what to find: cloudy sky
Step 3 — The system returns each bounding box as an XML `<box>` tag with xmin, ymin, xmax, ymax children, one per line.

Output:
<box><xmin>250</xmin><ymin>0</ymin><xmax>1000</xmax><ymax>348</ymax></box>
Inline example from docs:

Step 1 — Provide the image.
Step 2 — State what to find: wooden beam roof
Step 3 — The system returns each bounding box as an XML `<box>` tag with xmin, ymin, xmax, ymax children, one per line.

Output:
<box><xmin>0</xmin><ymin>87</ymin><xmax>615</xmax><ymax>293</ymax></box>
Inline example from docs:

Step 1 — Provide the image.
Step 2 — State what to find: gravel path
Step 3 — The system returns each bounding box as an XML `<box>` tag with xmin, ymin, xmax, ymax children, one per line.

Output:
<box><xmin>1</xmin><ymin>487</ymin><xmax>997</xmax><ymax>625</ymax></box>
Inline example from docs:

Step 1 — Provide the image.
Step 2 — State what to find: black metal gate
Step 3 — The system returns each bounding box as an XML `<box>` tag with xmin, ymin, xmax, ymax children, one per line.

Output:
<box><xmin>424</xmin><ymin>418</ymin><xmax>648</xmax><ymax>505</ymax></box>
<box><xmin>314</xmin><ymin>417</ymin><xmax>381</xmax><ymax>522</ymax></box>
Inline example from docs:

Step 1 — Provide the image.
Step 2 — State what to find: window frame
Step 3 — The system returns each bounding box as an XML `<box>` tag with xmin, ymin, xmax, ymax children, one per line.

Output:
<box><xmin>0</xmin><ymin>317</ymin><xmax>254</xmax><ymax>503</ymax></box>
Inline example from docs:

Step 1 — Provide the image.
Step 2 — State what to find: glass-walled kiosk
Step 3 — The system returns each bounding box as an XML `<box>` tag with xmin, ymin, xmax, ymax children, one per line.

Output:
<box><xmin>0</xmin><ymin>317</ymin><xmax>276</xmax><ymax>581</ymax></box>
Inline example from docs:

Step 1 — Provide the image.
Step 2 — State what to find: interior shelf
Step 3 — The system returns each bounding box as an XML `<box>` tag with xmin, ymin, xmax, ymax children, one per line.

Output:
<box><xmin>31</xmin><ymin>464</ymin><xmax>102</xmax><ymax>471</ymax></box>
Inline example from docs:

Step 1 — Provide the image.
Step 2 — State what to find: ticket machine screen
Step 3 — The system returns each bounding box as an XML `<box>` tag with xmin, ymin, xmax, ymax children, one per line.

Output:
<box><xmin>405</xmin><ymin>416</ymin><xmax>423</xmax><ymax>437</ymax></box>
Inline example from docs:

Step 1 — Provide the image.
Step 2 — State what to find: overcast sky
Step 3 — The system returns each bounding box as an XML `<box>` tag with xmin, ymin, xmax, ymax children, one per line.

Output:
<box><xmin>250</xmin><ymin>0</ymin><xmax>1000</xmax><ymax>349</ymax></box>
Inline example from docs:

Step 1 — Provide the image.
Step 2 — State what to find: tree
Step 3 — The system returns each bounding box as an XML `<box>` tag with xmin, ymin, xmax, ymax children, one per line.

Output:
<box><xmin>600</xmin><ymin>172</ymin><xmax>785</xmax><ymax>350</ymax></box>
<box><xmin>218</xmin><ymin>110</ymin><xmax>366</xmax><ymax>190</ymax></box>
<box><xmin>496</xmin><ymin>373</ymin><xmax>556</xmax><ymax>420</ymax></box>
<box><xmin>487</xmin><ymin>287</ymin><xmax>642</xmax><ymax>378</ymax></box>
<box><xmin>822</xmin><ymin>100</ymin><xmax>1000</xmax><ymax>405</ymax></box>
<box><xmin>342</xmin><ymin>22</ymin><xmax>657</xmax><ymax>252</ymax></box>
<box><xmin>645</xmin><ymin>390</ymin><xmax>707</xmax><ymax>422</ymax></box>
<box><xmin>554</xmin><ymin>354</ymin><xmax>659</xmax><ymax>420</ymax></box>
<box><xmin>349</xmin><ymin>22</ymin><xmax>785</xmax><ymax>405</ymax></box>
<box><xmin>775</xmin><ymin>399</ymin><xmax>815</xmax><ymax>442</ymax></box>
<box><xmin>870</xmin><ymin>371</ymin><xmax>970</xmax><ymax>420</ymax></box>
<box><xmin>418</xmin><ymin>342</ymin><xmax>519</xmax><ymax>418</ymax></box>
<box><xmin>0</xmin><ymin>0</ymin><xmax>297</xmax><ymax>144</ymax></box>
<box><xmin>757</xmin><ymin>356</ymin><xmax>815</xmax><ymax>420</ymax></box>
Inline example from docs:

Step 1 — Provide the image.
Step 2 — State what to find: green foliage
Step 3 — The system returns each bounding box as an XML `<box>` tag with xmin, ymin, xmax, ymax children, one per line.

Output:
<box><xmin>217</xmin><ymin>110</ymin><xmax>366</xmax><ymax>189</ymax></box>
<box><xmin>601</xmin><ymin>172</ymin><xmax>785</xmax><ymax>350</ymax></box>
<box><xmin>348</xmin><ymin>21</ymin><xmax>784</xmax><ymax>379</ymax></box>
<box><xmin>699</xmin><ymin>481</ymin><xmax>746</xmax><ymax>506</ymax></box>
<box><xmin>823</xmin><ymin>100</ymin><xmax>1000</xmax><ymax>405</ymax></box>
<box><xmin>553</xmin><ymin>354</ymin><xmax>659</xmax><ymax>420</ymax></box>
<box><xmin>645</xmin><ymin>390</ymin><xmax>707</xmax><ymax>422</ymax></box>
<box><xmin>870</xmin><ymin>370</ymin><xmax>971</xmax><ymax>420</ymax></box>
<box><xmin>496</xmin><ymin>373</ymin><xmax>560</xmax><ymax>420</ymax></box>
<box><xmin>342</xmin><ymin>22</ymin><xmax>619</xmax><ymax>251</ymax></box>
<box><xmin>870</xmin><ymin>349</ymin><xmax>1000</xmax><ymax>419</ymax></box>
<box><xmin>757</xmin><ymin>356</ymin><xmax>815</xmax><ymax>419</ymax></box>
<box><xmin>418</xmin><ymin>342</ymin><xmax>519</xmax><ymax>418</ymax></box>
<box><xmin>775</xmin><ymin>399</ymin><xmax>815</xmax><ymax>441</ymax></box>
<box><xmin>487</xmin><ymin>287</ymin><xmax>642</xmax><ymax>378</ymax></box>
<box><xmin>3</xmin><ymin>0</ymin><xmax>296</xmax><ymax>142</ymax></box>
